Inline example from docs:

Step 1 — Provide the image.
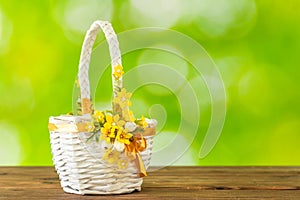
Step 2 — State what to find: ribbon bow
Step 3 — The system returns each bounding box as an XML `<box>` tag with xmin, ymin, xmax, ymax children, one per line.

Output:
<box><xmin>125</xmin><ymin>133</ymin><xmax>147</xmax><ymax>177</ymax></box>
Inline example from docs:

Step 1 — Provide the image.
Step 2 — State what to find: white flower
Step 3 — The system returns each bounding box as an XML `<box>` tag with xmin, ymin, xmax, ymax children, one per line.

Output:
<box><xmin>101</xmin><ymin>140</ymin><xmax>112</xmax><ymax>150</ymax></box>
<box><xmin>125</xmin><ymin>122</ymin><xmax>137</xmax><ymax>132</ymax></box>
<box><xmin>146</xmin><ymin>119</ymin><xmax>157</xmax><ymax>128</ymax></box>
<box><xmin>113</xmin><ymin>140</ymin><xmax>125</xmax><ymax>152</ymax></box>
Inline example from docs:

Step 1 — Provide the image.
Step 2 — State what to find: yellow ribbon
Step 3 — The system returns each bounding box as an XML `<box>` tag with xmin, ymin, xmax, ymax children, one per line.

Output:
<box><xmin>81</xmin><ymin>98</ymin><xmax>93</xmax><ymax>114</ymax></box>
<box><xmin>125</xmin><ymin>133</ymin><xmax>148</xmax><ymax>177</ymax></box>
<box><xmin>49</xmin><ymin>122</ymin><xmax>155</xmax><ymax>136</ymax></box>
<box><xmin>48</xmin><ymin>122</ymin><xmax>91</xmax><ymax>133</ymax></box>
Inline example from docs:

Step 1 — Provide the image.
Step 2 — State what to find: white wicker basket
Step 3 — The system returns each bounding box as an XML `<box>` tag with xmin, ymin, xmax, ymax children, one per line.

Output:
<box><xmin>48</xmin><ymin>20</ymin><xmax>156</xmax><ymax>195</ymax></box>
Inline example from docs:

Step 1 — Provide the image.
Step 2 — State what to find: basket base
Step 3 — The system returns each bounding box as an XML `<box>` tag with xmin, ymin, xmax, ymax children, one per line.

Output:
<box><xmin>62</xmin><ymin>185</ymin><xmax>141</xmax><ymax>195</ymax></box>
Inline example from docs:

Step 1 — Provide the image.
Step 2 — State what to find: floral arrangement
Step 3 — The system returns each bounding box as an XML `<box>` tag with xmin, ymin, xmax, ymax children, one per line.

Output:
<box><xmin>76</xmin><ymin>64</ymin><xmax>153</xmax><ymax>177</ymax></box>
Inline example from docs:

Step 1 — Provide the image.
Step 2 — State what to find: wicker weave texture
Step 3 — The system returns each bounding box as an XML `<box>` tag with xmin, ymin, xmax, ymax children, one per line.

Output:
<box><xmin>50</xmin><ymin>116</ymin><xmax>154</xmax><ymax>195</ymax></box>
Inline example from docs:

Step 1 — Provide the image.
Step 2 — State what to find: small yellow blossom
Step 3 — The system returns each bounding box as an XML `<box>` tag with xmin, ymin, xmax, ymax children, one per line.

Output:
<box><xmin>116</xmin><ymin>129</ymin><xmax>133</xmax><ymax>145</ymax></box>
<box><xmin>93</xmin><ymin>110</ymin><xmax>105</xmax><ymax>123</ymax></box>
<box><xmin>113</xmin><ymin>114</ymin><xmax>125</xmax><ymax>127</ymax></box>
<box><xmin>100</xmin><ymin>115</ymin><xmax>113</xmax><ymax>138</ymax></box>
<box><xmin>118</xmin><ymin>88</ymin><xmax>132</xmax><ymax>100</ymax></box>
<box><xmin>113</xmin><ymin>88</ymin><xmax>132</xmax><ymax>110</ymax></box>
<box><xmin>106</xmin><ymin>114</ymin><xmax>113</xmax><ymax>124</ymax></box>
<box><xmin>128</xmin><ymin>110</ymin><xmax>136</xmax><ymax>122</ymax></box>
<box><xmin>75</xmin><ymin>79</ymin><xmax>80</xmax><ymax>88</ymax></box>
<box><xmin>118</xmin><ymin>159</ymin><xmax>128</xmax><ymax>170</ymax></box>
<box><xmin>109</xmin><ymin>126</ymin><xmax>118</xmax><ymax>140</ymax></box>
<box><xmin>103</xmin><ymin>148</ymin><xmax>120</xmax><ymax>164</ymax></box>
<box><xmin>113</xmin><ymin>64</ymin><xmax>124</xmax><ymax>79</ymax></box>
<box><xmin>86</xmin><ymin>122</ymin><xmax>95</xmax><ymax>132</ymax></box>
<box><xmin>138</xmin><ymin>116</ymin><xmax>148</xmax><ymax>128</ymax></box>
<box><xmin>122</xmin><ymin>108</ymin><xmax>135</xmax><ymax>122</ymax></box>
<box><xmin>100</xmin><ymin>114</ymin><xmax>127</xmax><ymax>143</ymax></box>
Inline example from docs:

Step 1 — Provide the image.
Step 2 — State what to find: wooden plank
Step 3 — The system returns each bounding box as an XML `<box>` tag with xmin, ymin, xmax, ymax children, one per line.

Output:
<box><xmin>0</xmin><ymin>166</ymin><xmax>299</xmax><ymax>199</ymax></box>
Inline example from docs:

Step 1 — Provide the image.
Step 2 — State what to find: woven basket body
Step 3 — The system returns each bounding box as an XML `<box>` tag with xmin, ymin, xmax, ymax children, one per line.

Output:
<box><xmin>49</xmin><ymin>21</ymin><xmax>156</xmax><ymax>195</ymax></box>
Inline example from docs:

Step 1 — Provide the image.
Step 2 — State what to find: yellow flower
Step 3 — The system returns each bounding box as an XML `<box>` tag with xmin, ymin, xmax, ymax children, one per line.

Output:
<box><xmin>85</xmin><ymin>122</ymin><xmax>95</xmax><ymax>132</ymax></box>
<box><xmin>130</xmin><ymin>111</ymin><xmax>135</xmax><ymax>122</ymax></box>
<box><xmin>100</xmin><ymin>115</ymin><xmax>113</xmax><ymax>139</ymax></box>
<box><xmin>112</xmin><ymin>114</ymin><xmax>125</xmax><ymax>127</ymax></box>
<box><xmin>118</xmin><ymin>159</ymin><xmax>128</xmax><ymax>170</ymax></box>
<box><xmin>100</xmin><ymin>114</ymin><xmax>127</xmax><ymax>143</ymax></box>
<box><xmin>113</xmin><ymin>64</ymin><xmax>124</xmax><ymax>79</ymax></box>
<box><xmin>103</xmin><ymin>148</ymin><xmax>120</xmax><ymax>164</ymax></box>
<box><xmin>125</xmin><ymin>110</ymin><xmax>135</xmax><ymax>122</ymax></box>
<box><xmin>75</xmin><ymin>79</ymin><xmax>80</xmax><ymax>88</ymax></box>
<box><xmin>101</xmin><ymin>125</ymin><xmax>118</xmax><ymax>143</ymax></box>
<box><xmin>119</xmin><ymin>88</ymin><xmax>132</xmax><ymax>100</ymax></box>
<box><xmin>109</xmin><ymin>126</ymin><xmax>118</xmax><ymax>139</ymax></box>
<box><xmin>93</xmin><ymin>110</ymin><xmax>105</xmax><ymax>123</ymax></box>
<box><xmin>138</xmin><ymin>116</ymin><xmax>148</xmax><ymax>128</ymax></box>
<box><xmin>106</xmin><ymin>114</ymin><xmax>113</xmax><ymax>124</ymax></box>
<box><xmin>113</xmin><ymin>88</ymin><xmax>132</xmax><ymax>109</ymax></box>
<box><xmin>116</xmin><ymin>129</ymin><xmax>133</xmax><ymax>145</ymax></box>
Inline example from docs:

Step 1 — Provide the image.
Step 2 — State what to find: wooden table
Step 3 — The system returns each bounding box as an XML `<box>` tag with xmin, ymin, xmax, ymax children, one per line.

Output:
<box><xmin>0</xmin><ymin>166</ymin><xmax>299</xmax><ymax>199</ymax></box>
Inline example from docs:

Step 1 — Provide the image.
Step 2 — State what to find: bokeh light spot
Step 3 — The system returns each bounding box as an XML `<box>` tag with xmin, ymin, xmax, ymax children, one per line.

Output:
<box><xmin>0</xmin><ymin>122</ymin><xmax>23</xmax><ymax>165</ymax></box>
<box><xmin>129</xmin><ymin>0</ymin><xmax>181</xmax><ymax>28</ymax></box>
<box><xmin>0</xmin><ymin>7</ymin><xmax>13</xmax><ymax>55</ymax></box>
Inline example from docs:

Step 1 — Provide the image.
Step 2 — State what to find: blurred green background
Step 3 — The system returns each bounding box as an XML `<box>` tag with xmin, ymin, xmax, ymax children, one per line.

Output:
<box><xmin>0</xmin><ymin>0</ymin><xmax>300</xmax><ymax>166</ymax></box>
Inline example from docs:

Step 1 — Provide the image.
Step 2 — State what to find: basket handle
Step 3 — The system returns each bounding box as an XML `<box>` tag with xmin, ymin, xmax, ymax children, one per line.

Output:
<box><xmin>78</xmin><ymin>20</ymin><xmax>122</xmax><ymax>114</ymax></box>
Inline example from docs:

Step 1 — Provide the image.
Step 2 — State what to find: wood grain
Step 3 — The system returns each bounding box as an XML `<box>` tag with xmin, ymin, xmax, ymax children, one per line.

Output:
<box><xmin>0</xmin><ymin>166</ymin><xmax>299</xmax><ymax>199</ymax></box>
